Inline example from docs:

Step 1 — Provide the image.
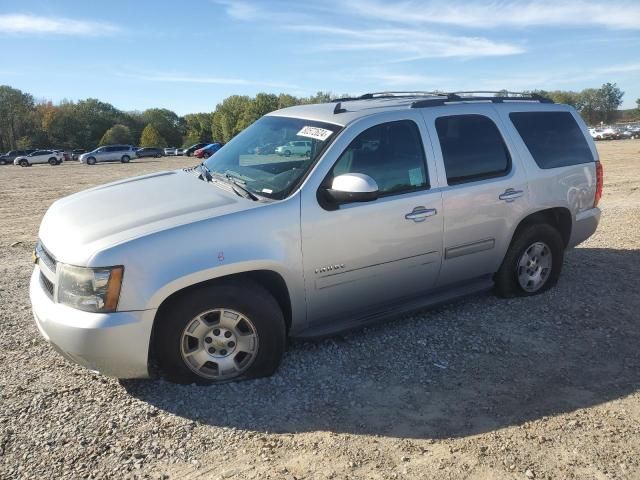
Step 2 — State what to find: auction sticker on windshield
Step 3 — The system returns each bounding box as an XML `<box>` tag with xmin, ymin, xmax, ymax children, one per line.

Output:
<box><xmin>297</xmin><ymin>126</ymin><xmax>333</xmax><ymax>141</ymax></box>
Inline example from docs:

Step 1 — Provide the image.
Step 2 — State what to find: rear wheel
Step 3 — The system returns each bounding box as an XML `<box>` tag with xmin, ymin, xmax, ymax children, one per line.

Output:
<box><xmin>86</xmin><ymin>157</ymin><xmax>96</xmax><ymax>165</ymax></box>
<box><xmin>48</xmin><ymin>158</ymin><xmax>58</xmax><ymax>166</ymax></box>
<box><xmin>494</xmin><ymin>223</ymin><xmax>564</xmax><ymax>298</ymax></box>
<box><xmin>155</xmin><ymin>281</ymin><xmax>286</xmax><ymax>384</ymax></box>
<box><xmin>121</xmin><ymin>155</ymin><xmax>130</xmax><ymax>163</ymax></box>
<box><xmin>284</xmin><ymin>150</ymin><xmax>291</xmax><ymax>157</ymax></box>
<box><xmin>0</xmin><ymin>159</ymin><xmax>6</xmax><ymax>165</ymax></box>
<box><xmin>19</xmin><ymin>159</ymin><xmax>29</xmax><ymax>167</ymax></box>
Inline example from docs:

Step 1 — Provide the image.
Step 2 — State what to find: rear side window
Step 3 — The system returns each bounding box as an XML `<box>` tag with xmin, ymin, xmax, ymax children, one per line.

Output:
<box><xmin>435</xmin><ymin>115</ymin><xmax>511</xmax><ymax>185</ymax></box>
<box><xmin>510</xmin><ymin>111</ymin><xmax>594</xmax><ymax>168</ymax></box>
<box><xmin>331</xmin><ymin>120</ymin><xmax>429</xmax><ymax>195</ymax></box>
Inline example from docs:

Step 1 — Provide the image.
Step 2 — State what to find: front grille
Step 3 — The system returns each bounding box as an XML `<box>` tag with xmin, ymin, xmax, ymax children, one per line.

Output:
<box><xmin>36</xmin><ymin>241</ymin><xmax>56</xmax><ymax>272</ymax></box>
<box><xmin>40</xmin><ymin>273</ymin><xmax>54</xmax><ymax>299</ymax></box>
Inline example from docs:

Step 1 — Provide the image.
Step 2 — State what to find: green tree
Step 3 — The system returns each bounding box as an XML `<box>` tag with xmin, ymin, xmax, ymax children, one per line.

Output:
<box><xmin>99</xmin><ymin>124</ymin><xmax>133</xmax><ymax>145</ymax></box>
<box><xmin>141</xmin><ymin>108</ymin><xmax>183</xmax><ymax>147</ymax></box>
<box><xmin>139</xmin><ymin>124</ymin><xmax>167</xmax><ymax>147</ymax></box>
<box><xmin>0</xmin><ymin>85</ymin><xmax>37</xmax><ymax>151</ymax></box>
<box><xmin>211</xmin><ymin>95</ymin><xmax>252</xmax><ymax>143</ymax></box>
<box><xmin>597</xmin><ymin>82</ymin><xmax>624</xmax><ymax>123</ymax></box>
<box><xmin>182</xmin><ymin>112</ymin><xmax>212</xmax><ymax>147</ymax></box>
<box><xmin>637</xmin><ymin>98</ymin><xmax>640</xmax><ymax>112</ymax></box>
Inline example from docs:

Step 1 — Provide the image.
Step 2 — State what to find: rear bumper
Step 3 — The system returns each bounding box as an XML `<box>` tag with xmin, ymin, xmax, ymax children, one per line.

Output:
<box><xmin>30</xmin><ymin>267</ymin><xmax>155</xmax><ymax>378</ymax></box>
<box><xmin>568</xmin><ymin>207</ymin><xmax>601</xmax><ymax>248</ymax></box>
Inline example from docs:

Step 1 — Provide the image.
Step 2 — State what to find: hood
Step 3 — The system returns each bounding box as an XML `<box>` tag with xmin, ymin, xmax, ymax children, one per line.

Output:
<box><xmin>39</xmin><ymin>169</ymin><xmax>256</xmax><ymax>265</ymax></box>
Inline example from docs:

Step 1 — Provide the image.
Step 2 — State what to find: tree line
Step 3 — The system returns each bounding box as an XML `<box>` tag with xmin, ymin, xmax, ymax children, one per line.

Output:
<box><xmin>0</xmin><ymin>83</ymin><xmax>636</xmax><ymax>152</ymax></box>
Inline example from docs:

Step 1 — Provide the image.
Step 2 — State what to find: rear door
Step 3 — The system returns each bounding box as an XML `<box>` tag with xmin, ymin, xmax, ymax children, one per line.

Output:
<box><xmin>300</xmin><ymin>112</ymin><xmax>444</xmax><ymax>330</ymax></box>
<box><xmin>420</xmin><ymin>106</ymin><xmax>530</xmax><ymax>286</ymax></box>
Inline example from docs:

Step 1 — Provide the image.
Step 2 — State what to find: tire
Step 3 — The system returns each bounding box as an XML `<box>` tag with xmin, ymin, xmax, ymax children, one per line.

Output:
<box><xmin>284</xmin><ymin>150</ymin><xmax>291</xmax><ymax>157</ymax></box>
<box><xmin>48</xmin><ymin>158</ymin><xmax>58</xmax><ymax>166</ymax></box>
<box><xmin>155</xmin><ymin>281</ymin><xmax>286</xmax><ymax>384</ymax></box>
<box><xmin>86</xmin><ymin>157</ymin><xmax>96</xmax><ymax>165</ymax></box>
<box><xmin>155</xmin><ymin>154</ymin><xmax>161</xmax><ymax>158</ymax></box>
<box><xmin>121</xmin><ymin>155</ymin><xmax>130</xmax><ymax>163</ymax></box>
<box><xmin>19</xmin><ymin>159</ymin><xmax>29</xmax><ymax>167</ymax></box>
<box><xmin>0</xmin><ymin>159</ymin><xmax>6</xmax><ymax>165</ymax></box>
<box><xmin>494</xmin><ymin>223</ymin><xmax>564</xmax><ymax>298</ymax></box>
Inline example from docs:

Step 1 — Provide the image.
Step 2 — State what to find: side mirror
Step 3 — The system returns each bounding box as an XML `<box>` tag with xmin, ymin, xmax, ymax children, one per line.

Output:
<box><xmin>325</xmin><ymin>173</ymin><xmax>379</xmax><ymax>204</ymax></box>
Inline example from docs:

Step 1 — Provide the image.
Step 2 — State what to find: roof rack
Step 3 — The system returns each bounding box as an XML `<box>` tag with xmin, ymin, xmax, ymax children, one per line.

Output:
<box><xmin>332</xmin><ymin>91</ymin><xmax>447</xmax><ymax>102</ymax></box>
<box><xmin>410</xmin><ymin>91</ymin><xmax>553</xmax><ymax>108</ymax></box>
<box><xmin>331</xmin><ymin>91</ymin><xmax>552</xmax><ymax>114</ymax></box>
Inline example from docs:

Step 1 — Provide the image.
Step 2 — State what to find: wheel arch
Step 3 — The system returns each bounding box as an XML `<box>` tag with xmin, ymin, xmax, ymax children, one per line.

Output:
<box><xmin>510</xmin><ymin>207</ymin><xmax>572</xmax><ymax>249</ymax></box>
<box><xmin>148</xmin><ymin>269</ymin><xmax>293</xmax><ymax>371</ymax></box>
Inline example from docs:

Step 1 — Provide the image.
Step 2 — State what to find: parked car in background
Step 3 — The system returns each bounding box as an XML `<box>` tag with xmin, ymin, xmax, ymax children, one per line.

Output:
<box><xmin>78</xmin><ymin>145</ymin><xmax>137</xmax><ymax>165</ymax></box>
<box><xmin>0</xmin><ymin>149</ymin><xmax>37</xmax><ymax>165</ymax></box>
<box><xmin>14</xmin><ymin>149</ymin><xmax>63</xmax><ymax>167</ymax></box>
<box><xmin>53</xmin><ymin>149</ymin><xmax>70</xmax><ymax>161</ymax></box>
<box><xmin>164</xmin><ymin>148</ymin><xmax>177</xmax><ymax>156</ymax></box>
<box><xmin>589</xmin><ymin>127</ymin><xmax>616</xmax><ymax>140</ymax></box>
<box><xmin>176</xmin><ymin>148</ymin><xmax>185</xmax><ymax>156</ymax></box>
<box><xmin>184</xmin><ymin>143</ymin><xmax>209</xmax><ymax>157</ymax></box>
<box><xmin>275</xmin><ymin>140</ymin><xmax>312</xmax><ymax>157</ymax></box>
<box><xmin>194</xmin><ymin>143</ymin><xmax>223</xmax><ymax>159</ymax></box>
<box><xmin>254</xmin><ymin>142</ymin><xmax>277</xmax><ymax>155</ymax></box>
<box><xmin>136</xmin><ymin>147</ymin><xmax>164</xmax><ymax>158</ymax></box>
<box><xmin>71</xmin><ymin>149</ymin><xmax>86</xmax><ymax>161</ymax></box>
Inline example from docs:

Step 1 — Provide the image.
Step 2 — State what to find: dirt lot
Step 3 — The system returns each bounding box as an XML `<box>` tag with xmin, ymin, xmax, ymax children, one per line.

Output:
<box><xmin>1</xmin><ymin>142</ymin><xmax>639</xmax><ymax>480</ymax></box>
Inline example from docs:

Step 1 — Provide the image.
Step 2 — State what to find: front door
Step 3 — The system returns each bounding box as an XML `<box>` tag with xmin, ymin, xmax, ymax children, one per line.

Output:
<box><xmin>300</xmin><ymin>114</ymin><xmax>444</xmax><ymax>329</ymax></box>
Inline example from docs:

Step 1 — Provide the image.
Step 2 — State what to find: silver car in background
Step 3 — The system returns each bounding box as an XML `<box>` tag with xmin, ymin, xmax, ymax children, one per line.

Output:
<box><xmin>78</xmin><ymin>145</ymin><xmax>137</xmax><ymax>165</ymax></box>
<box><xmin>30</xmin><ymin>92</ymin><xmax>602</xmax><ymax>384</ymax></box>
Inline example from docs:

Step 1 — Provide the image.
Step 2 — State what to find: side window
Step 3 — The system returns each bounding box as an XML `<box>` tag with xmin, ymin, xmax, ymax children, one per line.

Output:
<box><xmin>330</xmin><ymin>120</ymin><xmax>429</xmax><ymax>195</ymax></box>
<box><xmin>435</xmin><ymin>115</ymin><xmax>511</xmax><ymax>185</ymax></box>
<box><xmin>509</xmin><ymin>111</ymin><xmax>594</xmax><ymax>169</ymax></box>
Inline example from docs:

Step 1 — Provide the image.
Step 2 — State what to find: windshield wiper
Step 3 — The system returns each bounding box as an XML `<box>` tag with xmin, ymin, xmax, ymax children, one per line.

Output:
<box><xmin>198</xmin><ymin>162</ymin><xmax>212</xmax><ymax>182</ymax></box>
<box><xmin>209</xmin><ymin>170</ymin><xmax>259</xmax><ymax>201</ymax></box>
<box><xmin>230</xmin><ymin>181</ymin><xmax>259</xmax><ymax>201</ymax></box>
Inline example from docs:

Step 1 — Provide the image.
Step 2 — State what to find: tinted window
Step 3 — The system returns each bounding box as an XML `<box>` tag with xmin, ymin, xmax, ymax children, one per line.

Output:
<box><xmin>510</xmin><ymin>111</ymin><xmax>594</xmax><ymax>169</ymax></box>
<box><xmin>331</xmin><ymin>120</ymin><xmax>428</xmax><ymax>195</ymax></box>
<box><xmin>436</xmin><ymin>115</ymin><xmax>511</xmax><ymax>185</ymax></box>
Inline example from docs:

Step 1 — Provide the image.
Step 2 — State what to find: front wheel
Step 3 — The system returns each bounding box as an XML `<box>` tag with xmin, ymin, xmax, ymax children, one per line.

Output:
<box><xmin>155</xmin><ymin>281</ymin><xmax>286</xmax><ymax>384</ymax></box>
<box><xmin>86</xmin><ymin>157</ymin><xmax>96</xmax><ymax>165</ymax></box>
<box><xmin>121</xmin><ymin>155</ymin><xmax>130</xmax><ymax>163</ymax></box>
<box><xmin>19</xmin><ymin>159</ymin><xmax>29</xmax><ymax>167</ymax></box>
<box><xmin>494</xmin><ymin>223</ymin><xmax>564</xmax><ymax>298</ymax></box>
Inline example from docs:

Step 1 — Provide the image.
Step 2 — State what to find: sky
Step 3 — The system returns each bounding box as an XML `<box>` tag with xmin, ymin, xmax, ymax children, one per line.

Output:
<box><xmin>1</xmin><ymin>0</ymin><xmax>639</xmax><ymax>115</ymax></box>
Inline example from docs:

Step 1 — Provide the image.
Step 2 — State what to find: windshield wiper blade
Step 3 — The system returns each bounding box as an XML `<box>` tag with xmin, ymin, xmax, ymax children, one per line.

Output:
<box><xmin>198</xmin><ymin>162</ymin><xmax>212</xmax><ymax>182</ymax></box>
<box><xmin>209</xmin><ymin>170</ymin><xmax>259</xmax><ymax>201</ymax></box>
<box><xmin>230</xmin><ymin>181</ymin><xmax>259</xmax><ymax>201</ymax></box>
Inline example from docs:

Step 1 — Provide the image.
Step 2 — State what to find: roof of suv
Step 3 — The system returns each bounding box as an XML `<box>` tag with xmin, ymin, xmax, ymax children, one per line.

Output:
<box><xmin>267</xmin><ymin>92</ymin><xmax>560</xmax><ymax>127</ymax></box>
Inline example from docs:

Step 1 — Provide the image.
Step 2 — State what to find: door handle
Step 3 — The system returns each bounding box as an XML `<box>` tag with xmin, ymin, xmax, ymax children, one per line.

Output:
<box><xmin>405</xmin><ymin>206</ymin><xmax>437</xmax><ymax>222</ymax></box>
<box><xmin>499</xmin><ymin>189</ymin><xmax>524</xmax><ymax>202</ymax></box>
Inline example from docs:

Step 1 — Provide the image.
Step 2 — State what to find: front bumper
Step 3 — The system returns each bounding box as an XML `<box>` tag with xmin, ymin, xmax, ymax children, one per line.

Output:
<box><xmin>30</xmin><ymin>266</ymin><xmax>156</xmax><ymax>378</ymax></box>
<box><xmin>568</xmin><ymin>207</ymin><xmax>601</xmax><ymax>248</ymax></box>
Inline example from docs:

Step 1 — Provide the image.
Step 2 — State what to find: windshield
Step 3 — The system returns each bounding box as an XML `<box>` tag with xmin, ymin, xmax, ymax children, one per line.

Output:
<box><xmin>203</xmin><ymin>116</ymin><xmax>341</xmax><ymax>200</ymax></box>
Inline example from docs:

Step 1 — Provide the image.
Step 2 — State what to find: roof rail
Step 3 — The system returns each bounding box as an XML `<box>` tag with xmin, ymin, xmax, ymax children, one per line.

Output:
<box><xmin>332</xmin><ymin>91</ymin><xmax>447</xmax><ymax>103</ymax></box>
<box><xmin>411</xmin><ymin>91</ymin><xmax>553</xmax><ymax>108</ymax></box>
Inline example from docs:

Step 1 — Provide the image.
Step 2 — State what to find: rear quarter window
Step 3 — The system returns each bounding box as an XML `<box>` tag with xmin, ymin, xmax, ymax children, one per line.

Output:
<box><xmin>509</xmin><ymin>111</ymin><xmax>594</xmax><ymax>169</ymax></box>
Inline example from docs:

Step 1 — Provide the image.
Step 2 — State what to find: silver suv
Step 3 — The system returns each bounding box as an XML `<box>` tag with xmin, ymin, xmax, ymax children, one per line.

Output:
<box><xmin>30</xmin><ymin>92</ymin><xmax>602</xmax><ymax>384</ymax></box>
<box><xmin>78</xmin><ymin>145</ymin><xmax>137</xmax><ymax>165</ymax></box>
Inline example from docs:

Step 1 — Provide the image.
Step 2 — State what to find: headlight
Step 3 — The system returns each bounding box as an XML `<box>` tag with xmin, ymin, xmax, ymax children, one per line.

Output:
<box><xmin>57</xmin><ymin>264</ymin><xmax>123</xmax><ymax>313</ymax></box>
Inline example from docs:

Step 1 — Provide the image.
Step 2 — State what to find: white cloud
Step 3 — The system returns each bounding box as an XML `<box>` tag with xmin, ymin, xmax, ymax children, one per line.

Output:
<box><xmin>288</xmin><ymin>25</ymin><xmax>524</xmax><ymax>59</ymax></box>
<box><xmin>596</xmin><ymin>63</ymin><xmax>640</xmax><ymax>74</ymax></box>
<box><xmin>0</xmin><ymin>13</ymin><xmax>121</xmax><ymax>36</ymax></box>
<box><xmin>344</xmin><ymin>0</ymin><xmax>640</xmax><ymax>30</ymax></box>
<box><xmin>120</xmin><ymin>71</ymin><xmax>299</xmax><ymax>90</ymax></box>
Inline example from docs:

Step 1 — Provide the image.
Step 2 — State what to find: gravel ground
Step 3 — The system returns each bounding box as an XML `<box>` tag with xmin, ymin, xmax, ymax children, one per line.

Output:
<box><xmin>1</xmin><ymin>142</ymin><xmax>639</xmax><ymax>479</ymax></box>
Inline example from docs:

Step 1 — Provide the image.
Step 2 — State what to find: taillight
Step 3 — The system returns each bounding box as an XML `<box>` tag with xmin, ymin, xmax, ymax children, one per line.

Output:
<box><xmin>594</xmin><ymin>160</ymin><xmax>603</xmax><ymax>207</ymax></box>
